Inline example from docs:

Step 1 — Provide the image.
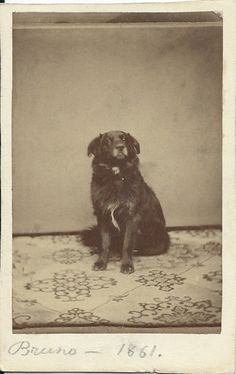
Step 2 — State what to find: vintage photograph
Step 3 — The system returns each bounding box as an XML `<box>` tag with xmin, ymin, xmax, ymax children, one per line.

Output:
<box><xmin>11</xmin><ymin>10</ymin><xmax>223</xmax><ymax>334</ymax></box>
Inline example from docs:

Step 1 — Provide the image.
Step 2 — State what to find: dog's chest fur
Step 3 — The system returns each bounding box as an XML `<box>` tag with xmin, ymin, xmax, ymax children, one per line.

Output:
<box><xmin>91</xmin><ymin>160</ymin><xmax>142</xmax><ymax>225</ymax></box>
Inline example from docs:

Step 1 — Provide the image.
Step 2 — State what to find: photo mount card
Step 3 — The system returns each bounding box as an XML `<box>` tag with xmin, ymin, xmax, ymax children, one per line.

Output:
<box><xmin>0</xmin><ymin>1</ymin><xmax>236</xmax><ymax>373</ymax></box>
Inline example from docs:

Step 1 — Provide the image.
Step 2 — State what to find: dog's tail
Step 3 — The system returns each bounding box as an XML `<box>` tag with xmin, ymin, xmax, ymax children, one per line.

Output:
<box><xmin>78</xmin><ymin>225</ymin><xmax>100</xmax><ymax>247</ymax></box>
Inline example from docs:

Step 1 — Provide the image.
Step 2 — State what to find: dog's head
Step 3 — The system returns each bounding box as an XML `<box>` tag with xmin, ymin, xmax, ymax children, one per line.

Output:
<box><xmin>88</xmin><ymin>131</ymin><xmax>140</xmax><ymax>161</ymax></box>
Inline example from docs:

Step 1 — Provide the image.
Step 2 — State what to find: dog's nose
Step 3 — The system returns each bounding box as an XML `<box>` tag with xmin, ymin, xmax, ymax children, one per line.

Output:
<box><xmin>116</xmin><ymin>145</ymin><xmax>124</xmax><ymax>151</ymax></box>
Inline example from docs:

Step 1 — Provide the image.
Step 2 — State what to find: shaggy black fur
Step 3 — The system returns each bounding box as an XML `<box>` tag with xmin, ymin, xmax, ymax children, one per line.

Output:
<box><xmin>79</xmin><ymin>131</ymin><xmax>169</xmax><ymax>274</ymax></box>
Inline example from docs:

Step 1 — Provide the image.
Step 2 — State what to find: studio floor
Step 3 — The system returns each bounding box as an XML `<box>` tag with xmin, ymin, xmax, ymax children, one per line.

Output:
<box><xmin>12</xmin><ymin>229</ymin><xmax>222</xmax><ymax>333</ymax></box>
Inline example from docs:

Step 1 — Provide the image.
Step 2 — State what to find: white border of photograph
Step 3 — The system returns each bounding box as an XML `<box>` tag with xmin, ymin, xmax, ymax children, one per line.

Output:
<box><xmin>1</xmin><ymin>1</ymin><xmax>236</xmax><ymax>373</ymax></box>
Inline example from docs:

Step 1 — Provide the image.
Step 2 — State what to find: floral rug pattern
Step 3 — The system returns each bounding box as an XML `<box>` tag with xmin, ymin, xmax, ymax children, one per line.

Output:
<box><xmin>13</xmin><ymin>229</ymin><xmax>222</xmax><ymax>330</ymax></box>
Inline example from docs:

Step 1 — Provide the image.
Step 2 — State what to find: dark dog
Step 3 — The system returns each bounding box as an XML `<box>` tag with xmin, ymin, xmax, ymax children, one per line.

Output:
<box><xmin>79</xmin><ymin>131</ymin><xmax>169</xmax><ymax>274</ymax></box>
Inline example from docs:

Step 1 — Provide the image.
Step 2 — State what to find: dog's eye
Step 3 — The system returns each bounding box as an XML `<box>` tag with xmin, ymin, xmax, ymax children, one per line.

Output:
<box><xmin>120</xmin><ymin>136</ymin><xmax>126</xmax><ymax>142</ymax></box>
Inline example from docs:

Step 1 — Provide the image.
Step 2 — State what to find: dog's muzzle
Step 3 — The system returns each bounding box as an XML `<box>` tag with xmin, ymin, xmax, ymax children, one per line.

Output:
<box><xmin>113</xmin><ymin>145</ymin><xmax>128</xmax><ymax>159</ymax></box>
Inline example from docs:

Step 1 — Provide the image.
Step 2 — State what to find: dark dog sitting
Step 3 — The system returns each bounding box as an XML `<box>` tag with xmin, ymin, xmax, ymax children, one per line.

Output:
<box><xmin>79</xmin><ymin>131</ymin><xmax>169</xmax><ymax>274</ymax></box>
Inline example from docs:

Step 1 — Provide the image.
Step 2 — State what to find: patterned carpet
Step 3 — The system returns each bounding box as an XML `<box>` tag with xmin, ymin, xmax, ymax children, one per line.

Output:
<box><xmin>12</xmin><ymin>229</ymin><xmax>222</xmax><ymax>332</ymax></box>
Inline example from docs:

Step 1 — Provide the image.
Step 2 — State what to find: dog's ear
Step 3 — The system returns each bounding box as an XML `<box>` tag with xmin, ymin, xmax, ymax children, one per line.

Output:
<box><xmin>87</xmin><ymin>134</ymin><xmax>102</xmax><ymax>157</ymax></box>
<box><xmin>127</xmin><ymin>133</ymin><xmax>140</xmax><ymax>154</ymax></box>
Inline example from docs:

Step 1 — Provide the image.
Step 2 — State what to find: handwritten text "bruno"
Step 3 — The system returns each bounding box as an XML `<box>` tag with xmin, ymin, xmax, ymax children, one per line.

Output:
<box><xmin>8</xmin><ymin>341</ymin><xmax>78</xmax><ymax>356</ymax></box>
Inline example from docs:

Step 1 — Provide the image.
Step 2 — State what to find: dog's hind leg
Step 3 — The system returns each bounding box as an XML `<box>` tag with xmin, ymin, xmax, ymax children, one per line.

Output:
<box><xmin>134</xmin><ymin>241</ymin><xmax>168</xmax><ymax>256</ymax></box>
<box><xmin>134</xmin><ymin>226</ymin><xmax>170</xmax><ymax>256</ymax></box>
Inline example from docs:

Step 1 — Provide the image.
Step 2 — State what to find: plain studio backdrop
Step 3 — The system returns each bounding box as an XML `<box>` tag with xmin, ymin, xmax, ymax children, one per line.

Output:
<box><xmin>12</xmin><ymin>21</ymin><xmax>222</xmax><ymax>234</ymax></box>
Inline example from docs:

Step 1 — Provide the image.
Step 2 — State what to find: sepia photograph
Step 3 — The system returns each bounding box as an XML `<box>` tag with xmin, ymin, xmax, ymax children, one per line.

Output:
<box><xmin>11</xmin><ymin>10</ymin><xmax>223</xmax><ymax>335</ymax></box>
<box><xmin>0</xmin><ymin>1</ymin><xmax>235</xmax><ymax>373</ymax></box>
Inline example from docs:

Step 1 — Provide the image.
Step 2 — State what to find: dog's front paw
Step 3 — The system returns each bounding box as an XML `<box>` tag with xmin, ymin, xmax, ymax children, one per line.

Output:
<box><xmin>93</xmin><ymin>259</ymin><xmax>107</xmax><ymax>271</ymax></box>
<box><xmin>120</xmin><ymin>262</ymin><xmax>134</xmax><ymax>274</ymax></box>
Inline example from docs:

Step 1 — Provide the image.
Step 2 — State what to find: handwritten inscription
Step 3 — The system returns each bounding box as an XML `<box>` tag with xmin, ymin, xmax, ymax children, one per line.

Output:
<box><xmin>117</xmin><ymin>344</ymin><xmax>160</xmax><ymax>358</ymax></box>
<box><xmin>8</xmin><ymin>341</ymin><xmax>162</xmax><ymax>360</ymax></box>
<box><xmin>8</xmin><ymin>341</ymin><xmax>77</xmax><ymax>356</ymax></box>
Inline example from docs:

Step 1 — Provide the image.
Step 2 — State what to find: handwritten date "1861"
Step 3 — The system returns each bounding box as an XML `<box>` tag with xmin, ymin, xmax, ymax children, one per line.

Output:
<box><xmin>117</xmin><ymin>344</ymin><xmax>160</xmax><ymax>358</ymax></box>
